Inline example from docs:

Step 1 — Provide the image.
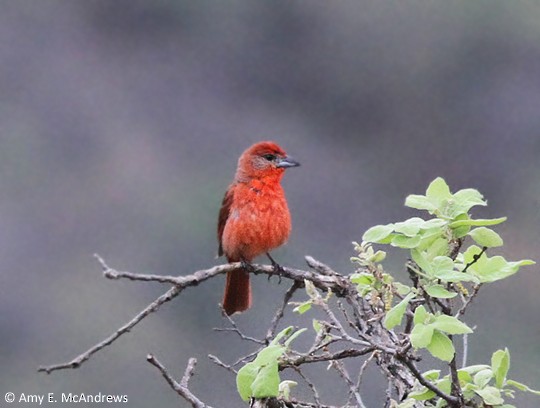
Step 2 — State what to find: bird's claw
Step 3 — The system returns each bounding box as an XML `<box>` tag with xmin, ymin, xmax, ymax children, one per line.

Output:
<box><xmin>267</xmin><ymin>267</ymin><xmax>283</xmax><ymax>283</ymax></box>
<box><xmin>241</xmin><ymin>259</ymin><xmax>255</xmax><ymax>273</ymax></box>
<box><xmin>266</xmin><ymin>253</ymin><xmax>284</xmax><ymax>283</ymax></box>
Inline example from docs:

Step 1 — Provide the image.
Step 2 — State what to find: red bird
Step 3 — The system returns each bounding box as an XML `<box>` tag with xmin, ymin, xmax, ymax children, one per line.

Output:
<box><xmin>218</xmin><ymin>141</ymin><xmax>300</xmax><ymax>315</ymax></box>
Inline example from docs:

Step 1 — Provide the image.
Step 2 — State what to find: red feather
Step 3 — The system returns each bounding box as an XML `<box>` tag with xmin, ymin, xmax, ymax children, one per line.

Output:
<box><xmin>217</xmin><ymin>142</ymin><xmax>299</xmax><ymax>315</ymax></box>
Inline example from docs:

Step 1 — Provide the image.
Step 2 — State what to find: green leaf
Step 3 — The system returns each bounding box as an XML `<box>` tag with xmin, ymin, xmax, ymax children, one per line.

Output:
<box><xmin>394</xmin><ymin>282</ymin><xmax>412</xmax><ymax>296</ymax></box>
<box><xmin>425</xmin><ymin>237</ymin><xmax>450</xmax><ymax>260</ymax></box>
<box><xmin>405</xmin><ymin>194</ymin><xmax>437</xmax><ymax>212</ymax></box>
<box><xmin>394</xmin><ymin>217</ymin><xmax>426</xmax><ymax>237</ymax></box>
<box><xmin>474</xmin><ymin>386</ymin><xmax>504</xmax><ymax>405</ymax></box>
<box><xmin>413</xmin><ymin>305</ymin><xmax>429</xmax><ymax>325</ymax></box>
<box><xmin>450</xmin><ymin>217</ymin><xmax>507</xmax><ymax>228</ymax></box>
<box><xmin>251</xmin><ymin>361</ymin><xmax>280</xmax><ymax>398</ymax></box>
<box><xmin>391</xmin><ymin>234</ymin><xmax>422</xmax><ymax>249</ymax></box>
<box><xmin>304</xmin><ymin>280</ymin><xmax>320</xmax><ymax>299</ymax></box>
<box><xmin>370</xmin><ymin>250</ymin><xmax>386</xmax><ymax>263</ymax></box>
<box><xmin>411</xmin><ymin>249</ymin><xmax>433</xmax><ymax>274</ymax></box>
<box><xmin>451</xmin><ymin>213</ymin><xmax>472</xmax><ymax>238</ymax></box>
<box><xmin>278</xmin><ymin>380</ymin><xmax>297</xmax><ymax>400</ymax></box>
<box><xmin>270</xmin><ymin>327</ymin><xmax>294</xmax><ymax>346</ymax></box>
<box><xmin>457</xmin><ymin>370</ymin><xmax>473</xmax><ymax>384</ymax></box>
<box><xmin>452</xmin><ymin>188</ymin><xmax>486</xmax><ymax>214</ymax></box>
<box><xmin>350</xmin><ymin>273</ymin><xmax>374</xmax><ymax>285</ymax></box>
<box><xmin>410</xmin><ymin>323</ymin><xmax>434</xmax><ymax>349</ymax></box>
<box><xmin>384</xmin><ymin>293</ymin><xmax>415</xmax><ymax>329</ymax></box>
<box><xmin>424</xmin><ymin>218</ymin><xmax>448</xmax><ymax>228</ymax></box>
<box><xmin>422</xmin><ymin>369</ymin><xmax>441</xmax><ymax>381</ymax></box>
<box><xmin>425</xmin><ymin>284</ymin><xmax>458</xmax><ymax>299</ymax></box>
<box><xmin>515</xmin><ymin>259</ymin><xmax>536</xmax><ymax>267</ymax></box>
<box><xmin>363</xmin><ymin>224</ymin><xmax>394</xmax><ymax>242</ymax></box>
<box><xmin>237</xmin><ymin>327</ymin><xmax>305</xmax><ymax>401</ymax></box>
<box><xmin>284</xmin><ymin>328</ymin><xmax>306</xmax><ymax>348</ymax></box>
<box><xmin>427</xmin><ymin>330</ymin><xmax>455</xmax><ymax>362</ymax></box>
<box><xmin>491</xmin><ymin>348</ymin><xmax>510</xmax><ymax>389</ymax></box>
<box><xmin>473</xmin><ymin>368</ymin><xmax>493</xmax><ymax>388</ymax></box>
<box><xmin>430</xmin><ymin>255</ymin><xmax>478</xmax><ymax>282</ymax></box>
<box><xmin>397</xmin><ymin>399</ymin><xmax>419</xmax><ymax>407</ymax></box>
<box><xmin>506</xmin><ymin>379</ymin><xmax>527</xmax><ymax>391</ymax></box>
<box><xmin>254</xmin><ymin>344</ymin><xmax>285</xmax><ymax>365</ymax></box>
<box><xmin>431</xmin><ymin>256</ymin><xmax>454</xmax><ymax>277</ymax></box>
<box><xmin>469</xmin><ymin>227</ymin><xmax>503</xmax><ymax>248</ymax></box>
<box><xmin>312</xmin><ymin>319</ymin><xmax>322</xmax><ymax>333</ymax></box>
<box><xmin>467</xmin><ymin>253</ymin><xmax>534</xmax><ymax>283</ymax></box>
<box><xmin>459</xmin><ymin>365</ymin><xmax>491</xmax><ymax>375</ymax></box>
<box><xmin>506</xmin><ymin>380</ymin><xmax>540</xmax><ymax>395</ymax></box>
<box><xmin>426</xmin><ymin>177</ymin><xmax>452</xmax><ymax>202</ymax></box>
<box><xmin>435</xmin><ymin>270</ymin><xmax>478</xmax><ymax>283</ymax></box>
<box><xmin>237</xmin><ymin>362</ymin><xmax>259</xmax><ymax>401</ymax></box>
<box><xmin>431</xmin><ymin>256</ymin><xmax>478</xmax><ymax>282</ymax></box>
<box><xmin>461</xmin><ymin>245</ymin><xmax>485</xmax><ymax>266</ymax></box>
<box><xmin>293</xmin><ymin>301</ymin><xmax>312</xmax><ymax>315</ymax></box>
<box><xmin>409</xmin><ymin>387</ymin><xmax>436</xmax><ymax>401</ymax></box>
<box><xmin>431</xmin><ymin>315</ymin><xmax>473</xmax><ymax>335</ymax></box>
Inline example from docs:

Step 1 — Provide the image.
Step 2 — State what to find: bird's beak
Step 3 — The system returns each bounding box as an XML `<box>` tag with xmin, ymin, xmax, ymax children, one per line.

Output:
<box><xmin>276</xmin><ymin>156</ymin><xmax>301</xmax><ymax>168</ymax></box>
<box><xmin>276</xmin><ymin>156</ymin><xmax>300</xmax><ymax>168</ymax></box>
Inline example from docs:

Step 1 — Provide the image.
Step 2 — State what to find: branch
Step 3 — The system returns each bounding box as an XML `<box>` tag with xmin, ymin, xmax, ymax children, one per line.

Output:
<box><xmin>38</xmin><ymin>285</ymin><xmax>181</xmax><ymax>374</ymax></box>
<box><xmin>147</xmin><ymin>355</ymin><xmax>211</xmax><ymax>408</ymax></box>
<box><xmin>99</xmin><ymin>254</ymin><xmax>350</xmax><ymax>296</ymax></box>
<box><xmin>398</xmin><ymin>357</ymin><xmax>459</xmax><ymax>405</ymax></box>
<box><xmin>330</xmin><ymin>359</ymin><xmax>367</xmax><ymax>408</ymax></box>
<box><xmin>38</xmin><ymin>255</ymin><xmax>351</xmax><ymax>374</ymax></box>
<box><xmin>214</xmin><ymin>309</ymin><xmax>266</xmax><ymax>345</ymax></box>
<box><xmin>266</xmin><ymin>281</ymin><xmax>301</xmax><ymax>343</ymax></box>
<box><xmin>456</xmin><ymin>284</ymin><xmax>482</xmax><ymax>317</ymax></box>
<box><xmin>280</xmin><ymin>347</ymin><xmax>376</xmax><ymax>369</ymax></box>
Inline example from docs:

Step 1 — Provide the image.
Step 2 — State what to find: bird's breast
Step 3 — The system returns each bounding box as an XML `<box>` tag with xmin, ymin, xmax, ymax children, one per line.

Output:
<box><xmin>221</xmin><ymin>183</ymin><xmax>292</xmax><ymax>261</ymax></box>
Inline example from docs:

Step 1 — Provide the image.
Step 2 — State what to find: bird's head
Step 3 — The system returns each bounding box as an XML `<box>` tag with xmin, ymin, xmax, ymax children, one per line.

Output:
<box><xmin>236</xmin><ymin>141</ymin><xmax>300</xmax><ymax>182</ymax></box>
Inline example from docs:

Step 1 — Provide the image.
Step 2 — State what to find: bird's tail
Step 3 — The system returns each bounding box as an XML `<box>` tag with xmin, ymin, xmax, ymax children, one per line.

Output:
<box><xmin>222</xmin><ymin>267</ymin><xmax>251</xmax><ymax>315</ymax></box>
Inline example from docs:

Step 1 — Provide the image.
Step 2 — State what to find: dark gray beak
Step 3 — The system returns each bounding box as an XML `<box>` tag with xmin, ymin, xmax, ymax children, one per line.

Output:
<box><xmin>276</xmin><ymin>156</ymin><xmax>300</xmax><ymax>168</ymax></box>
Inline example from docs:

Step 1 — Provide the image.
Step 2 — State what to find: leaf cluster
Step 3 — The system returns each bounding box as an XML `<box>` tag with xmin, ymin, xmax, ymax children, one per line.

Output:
<box><xmin>235</xmin><ymin>178</ymin><xmax>538</xmax><ymax>407</ymax></box>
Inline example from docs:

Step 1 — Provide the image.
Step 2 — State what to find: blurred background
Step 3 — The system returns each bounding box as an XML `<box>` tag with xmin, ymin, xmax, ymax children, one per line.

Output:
<box><xmin>1</xmin><ymin>1</ymin><xmax>540</xmax><ymax>407</ymax></box>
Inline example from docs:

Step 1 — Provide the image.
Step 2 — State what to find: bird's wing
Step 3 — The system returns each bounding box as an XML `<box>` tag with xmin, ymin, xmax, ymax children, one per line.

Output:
<box><xmin>217</xmin><ymin>185</ymin><xmax>234</xmax><ymax>257</ymax></box>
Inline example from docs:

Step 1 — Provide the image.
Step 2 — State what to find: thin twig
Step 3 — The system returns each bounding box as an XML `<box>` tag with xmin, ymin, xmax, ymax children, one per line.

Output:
<box><xmin>214</xmin><ymin>310</ymin><xmax>265</xmax><ymax>345</ymax></box>
<box><xmin>280</xmin><ymin>347</ymin><xmax>375</xmax><ymax>369</ymax></box>
<box><xmin>207</xmin><ymin>354</ymin><xmax>238</xmax><ymax>375</ymax></box>
<box><xmin>461</xmin><ymin>246</ymin><xmax>487</xmax><ymax>274</ymax></box>
<box><xmin>461</xmin><ymin>327</ymin><xmax>475</xmax><ymax>369</ymax></box>
<box><xmin>319</xmin><ymin>301</ymin><xmax>387</xmax><ymax>351</ymax></box>
<box><xmin>213</xmin><ymin>327</ymin><xmax>265</xmax><ymax>344</ymax></box>
<box><xmin>292</xmin><ymin>367</ymin><xmax>322</xmax><ymax>406</ymax></box>
<box><xmin>287</xmin><ymin>399</ymin><xmax>338</xmax><ymax>408</ymax></box>
<box><xmin>456</xmin><ymin>284</ymin><xmax>482</xmax><ymax>317</ymax></box>
<box><xmin>305</xmin><ymin>255</ymin><xmax>340</xmax><ymax>276</ymax></box>
<box><xmin>337</xmin><ymin>299</ymin><xmax>363</xmax><ymax>338</ymax></box>
<box><xmin>38</xmin><ymin>285</ymin><xmax>181</xmax><ymax>374</ymax></box>
<box><xmin>398</xmin><ymin>357</ymin><xmax>458</xmax><ymax>405</ymax></box>
<box><xmin>331</xmin><ymin>360</ymin><xmax>366</xmax><ymax>408</ymax></box>
<box><xmin>449</xmin><ymin>351</ymin><xmax>464</xmax><ymax>405</ymax></box>
<box><xmin>265</xmin><ymin>281</ymin><xmax>301</xmax><ymax>343</ymax></box>
<box><xmin>147</xmin><ymin>355</ymin><xmax>211</xmax><ymax>408</ymax></box>
<box><xmin>385</xmin><ymin>378</ymin><xmax>393</xmax><ymax>408</ymax></box>
<box><xmin>356</xmin><ymin>351</ymin><xmax>377</xmax><ymax>394</ymax></box>
<box><xmin>39</xmin><ymin>255</ymin><xmax>351</xmax><ymax>374</ymax></box>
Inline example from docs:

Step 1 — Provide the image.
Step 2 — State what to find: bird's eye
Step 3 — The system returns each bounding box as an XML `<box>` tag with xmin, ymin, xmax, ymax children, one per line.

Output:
<box><xmin>262</xmin><ymin>154</ymin><xmax>276</xmax><ymax>161</ymax></box>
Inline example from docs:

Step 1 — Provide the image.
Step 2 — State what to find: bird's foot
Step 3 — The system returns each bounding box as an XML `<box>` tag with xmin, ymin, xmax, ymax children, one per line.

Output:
<box><xmin>240</xmin><ymin>259</ymin><xmax>255</xmax><ymax>273</ymax></box>
<box><xmin>266</xmin><ymin>253</ymin><xmax>284</xmax><ymax>283</ymax></box>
